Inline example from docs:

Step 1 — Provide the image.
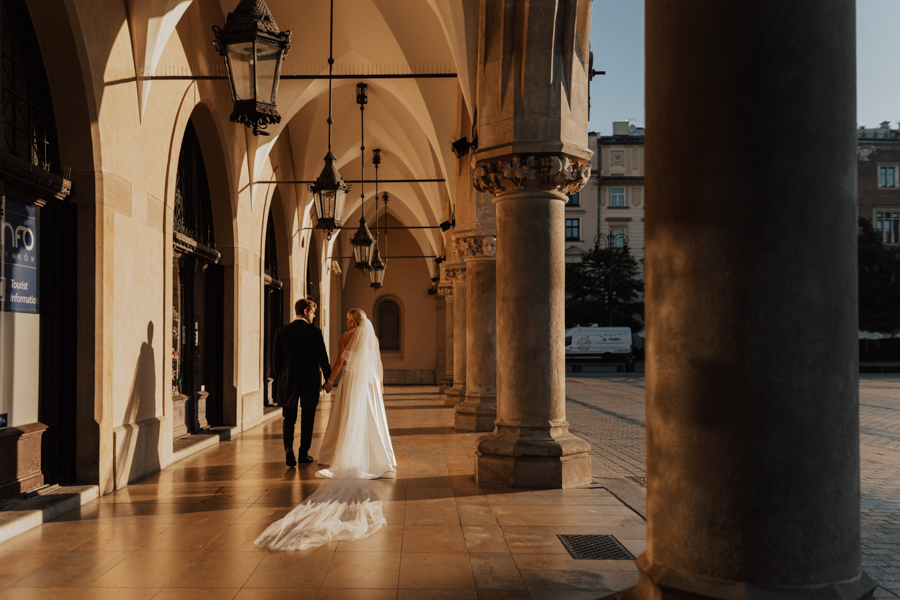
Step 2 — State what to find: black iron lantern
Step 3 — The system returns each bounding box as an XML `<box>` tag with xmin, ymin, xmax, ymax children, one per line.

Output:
<box><xmin>368</xmin><ymin>246</ymin><xmax>386</xmax><ymax>289</ymax></box>
<box><xmin>308</xmin><ymin>0</ymin><xmax>349</xmax><ymax>240</ymax></box>
<box><xmin>351</xmin><ymin>219</ymin><xmax>375</xmax><ymax>272</ymax></box>
<box><xmin>213</xmin><ymin>0</ymin><xmax>291</xmax><ymax>136</ymax></box>
<box><xmin>370</xmin><ymin>191</ymin><xmax>389</xmax><ymax>290</ymax></box>
<box><xmin>349</xmin><ymin>85</ymin><xmax>374</xmax><ymax>271</ymax></box>
<box><xmin>309</xmin><ymin>153</ymin><xmax>350</xmax><ymax>240</ymax></box>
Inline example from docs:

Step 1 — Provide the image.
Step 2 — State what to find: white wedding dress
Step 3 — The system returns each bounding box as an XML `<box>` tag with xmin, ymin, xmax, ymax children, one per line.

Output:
<box><xmin>254</xmin><ymin>317</ymin><xmax>397</xmax><ymax>551</ymax></box>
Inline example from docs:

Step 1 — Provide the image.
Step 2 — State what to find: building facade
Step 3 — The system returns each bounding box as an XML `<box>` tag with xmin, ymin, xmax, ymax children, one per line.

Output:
<box><xmin>858</xmin><ymin>121</ymin><xmax>900</xmax><ymax>242</ymax></box>
<box><xmin>565</xmin><ymin>122</ymin><xmax>645</xmax><ymax>276</ymax></box>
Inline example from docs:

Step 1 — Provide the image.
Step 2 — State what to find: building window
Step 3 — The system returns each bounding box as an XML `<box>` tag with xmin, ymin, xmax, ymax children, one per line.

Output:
<box><xmin>567</xmin><ymin>192</ymin><xmax>580</xmax><ymax>206</ymax></box>
<box><xmin>610</xmin><ymin>227</ymin><xmax>627</xmax><ymax>248</ymax></box>
<box><xmin>879</xmin><ymin>166</ymin><xmax>898</xmax><ymax>188</ymax></box>
<box><xmin>876</xmin><ymin>211</ymin><xmax>900</xmax><ymax>244</ymax></box>
<box><xmin>376</xmin><ymin>298</ymin><xmax>401</xmax><ymax>353</ymax></box>
<box><xmin>610</xmin><ymin>187</ymin><xmax>626</xmax><ymax>207</ymax></box>
<box><xmin>565</xmin><ymin>218</ymin><xmax>581</xmax><ymax>241</ymax></box>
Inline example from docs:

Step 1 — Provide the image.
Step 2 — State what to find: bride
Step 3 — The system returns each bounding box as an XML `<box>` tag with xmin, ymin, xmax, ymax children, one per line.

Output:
<box><xmin>255</xmin><ymin>309</ymin><xmax>397</xmax><ymax>551</ymax></box>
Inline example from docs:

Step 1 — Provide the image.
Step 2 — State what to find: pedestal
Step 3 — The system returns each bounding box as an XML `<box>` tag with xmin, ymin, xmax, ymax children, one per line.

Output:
<box><xmin>0</xmin><ymin>422</ymin><xmax>47</xmax><ymax>500</ymax></box>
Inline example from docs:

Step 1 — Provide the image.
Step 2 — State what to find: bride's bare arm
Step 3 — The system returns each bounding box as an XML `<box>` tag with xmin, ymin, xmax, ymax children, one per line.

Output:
<box><xmin>323</xmin><ymin>331</ymin><xmax>355</xmax><ymax>392</ymax></box>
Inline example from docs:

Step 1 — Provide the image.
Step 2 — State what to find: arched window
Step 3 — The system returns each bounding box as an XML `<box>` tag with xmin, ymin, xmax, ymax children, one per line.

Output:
<box><xmin>376</xmin><ymin>298</ymin><xmax>401</xmax><ymax>353</ymax></box>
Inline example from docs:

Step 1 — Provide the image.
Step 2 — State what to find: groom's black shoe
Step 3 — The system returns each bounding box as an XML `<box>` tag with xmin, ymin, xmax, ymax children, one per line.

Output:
<box><xmin>298</xmin><ymin>454</ymin><xmax>314</xmax><ymax>464</ymax></box>
<box><xmin>285</xmin><ymin>449</ymin><xmax>297</xmax><ymax>467</ymax></box>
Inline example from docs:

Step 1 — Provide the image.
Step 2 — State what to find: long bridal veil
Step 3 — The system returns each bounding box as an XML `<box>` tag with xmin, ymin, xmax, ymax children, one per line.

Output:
<box><xmin>255</xmin><ymin>317</ymin><xmax>389</xmax><ymax>552</ymax></box>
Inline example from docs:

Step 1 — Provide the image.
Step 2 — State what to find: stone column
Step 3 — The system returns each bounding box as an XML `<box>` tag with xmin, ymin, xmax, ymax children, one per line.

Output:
<box><xmin>454</xmin><ymin>234</ymin><xmax>497</xmax><ymax>431</ymax></box>
<box><xmin>437</xmin><ymin>283</ymin><xmax>455</xmax><ymax>392</ymax></box>
<box><xmin>443</xmin><ymin>266</ymin><xmax>466</xmax><ymax>407</ymax></box>
<box><xmin>617</xmin><ymin>1</ymin><xmax>874</xmax><ymax>599</ymax></box>
<box><xmin>471</xmin><ymin>0</ymin><xmax>593</xmax><ymax>488</ymax></box>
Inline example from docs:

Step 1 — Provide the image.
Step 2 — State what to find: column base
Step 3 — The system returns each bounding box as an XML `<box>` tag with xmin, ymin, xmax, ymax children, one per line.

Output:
<box><xmin>455</xmin><ymin>394</ymin><xmax>496</xmax><ymax>432</ymax></box>
<box><xmin>0</xmin><ymin>422</ymin><xmax>48</xmax><ymax>501</ymax></box>
<box><xmin>444</xmin><ymin>384</ymin><xmax>466</xmax><ymax>407</ymax></box>
<box><xmin>604</xmin><ymin>555</ymin><xmax>876</xmax><ymax>600</ymax></box>
<box><xmin>475</xmin><ymin>419</ymin><xmax>591</xmax><ymax>488</ymax></box>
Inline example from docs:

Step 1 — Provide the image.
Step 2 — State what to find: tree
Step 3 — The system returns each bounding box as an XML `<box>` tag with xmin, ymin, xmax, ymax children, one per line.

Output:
<box><xmin>858</xmin><ymin>217</ymin><xmax>900</xmax><ymax>332</ymax></box>
<box><xmin>565</xmin><ymin>244</ymin><xmax>644</xmax><ymax>330</ymax></box>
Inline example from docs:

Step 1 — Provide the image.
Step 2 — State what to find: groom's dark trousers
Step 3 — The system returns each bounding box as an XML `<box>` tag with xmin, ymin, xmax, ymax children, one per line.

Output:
<box><xmin>273</xmin><ymin>318</ymin><xmax>332</xmax><ymax>456</ymax></box>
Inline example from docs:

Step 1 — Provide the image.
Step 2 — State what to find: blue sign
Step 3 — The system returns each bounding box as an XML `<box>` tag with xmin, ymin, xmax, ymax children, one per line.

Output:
<box><xmin>1</xmin><ymin>199</ymin><xmax>39</xmax><ymax>313</ymax></box>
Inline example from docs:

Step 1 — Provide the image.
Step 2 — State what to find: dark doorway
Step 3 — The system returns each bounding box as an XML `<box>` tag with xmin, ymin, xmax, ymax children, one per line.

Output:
<box><xmin>172</xmin><ymin>121</ymin><xmax>223</xmax><ymax>439</ymax></box>
<box><xmin>0</xmin><ymin>0</ymin><xmax>77</xmax><ymax>491</ymax></box>
<box><xmin>263</xmin><ymin>208</ymin><xmax>283</xmax><ymax>406</ymax></box>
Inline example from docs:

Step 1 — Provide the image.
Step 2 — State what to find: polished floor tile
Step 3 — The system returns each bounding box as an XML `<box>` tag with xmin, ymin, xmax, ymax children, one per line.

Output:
<box><xmin>320</xmin><ymin>552</ymin><xmax>401</xmax><ymax>589</ymax></box>
<box><xmin>0</xmin><ymin>389</ymin><xmax>646</xmax><ymax>598</ymax></box>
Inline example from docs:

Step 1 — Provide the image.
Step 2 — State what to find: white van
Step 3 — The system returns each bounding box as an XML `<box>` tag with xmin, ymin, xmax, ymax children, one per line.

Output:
<box><xmin>565</xmin><ymin>325</ymin><xmax>635</xmax><ymax>372</ymax></box>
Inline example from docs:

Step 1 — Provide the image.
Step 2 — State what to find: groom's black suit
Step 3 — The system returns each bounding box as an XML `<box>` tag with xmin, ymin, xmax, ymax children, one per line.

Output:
<box><xmin>274</xmin><ymin>318</ymin><xmax>332</xmax><ymax>457</ymax></box>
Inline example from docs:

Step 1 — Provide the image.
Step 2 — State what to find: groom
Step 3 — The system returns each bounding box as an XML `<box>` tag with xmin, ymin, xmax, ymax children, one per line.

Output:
<box><xmin>274</xmin><ymin>298</ymin><xmax>332</xmax><ymax>467</ymax></box>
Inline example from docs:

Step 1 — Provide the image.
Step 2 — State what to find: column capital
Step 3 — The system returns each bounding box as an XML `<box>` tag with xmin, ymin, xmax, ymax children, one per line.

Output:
<box><xmin>444</xmin><ymin>267</ymin><xmax>467</xmax><ymax>286</ymax></box>
<box><xmin>473</xmin><ymin>153</ymin><xmax>591</xmax><ymax>197</ymax></box>
<box><xmin>453</xmin><ymin>233</ymin><xmax>497</xmax><ymax>261</ymax></box>
<box><xmin>437</xmin><ymin>284</ymin><xmax>454</xmax><ymax>298</ymax></box>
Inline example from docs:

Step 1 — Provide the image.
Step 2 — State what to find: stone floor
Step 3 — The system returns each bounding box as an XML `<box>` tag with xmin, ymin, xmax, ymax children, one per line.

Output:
<box><xmin>0</xmin><ymin>387</ymin><xmax>645</xmax><ymax>600</ymax></box>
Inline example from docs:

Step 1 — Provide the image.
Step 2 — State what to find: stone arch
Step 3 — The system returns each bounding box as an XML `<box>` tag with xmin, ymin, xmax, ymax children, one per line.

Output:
<box><xmin>27</xmin><ymin>0</ymin><xmax>104</xmax><ymax>173</ymax></box>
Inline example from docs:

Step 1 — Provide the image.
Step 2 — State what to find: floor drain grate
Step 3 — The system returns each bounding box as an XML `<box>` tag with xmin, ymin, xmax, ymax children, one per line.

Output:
<box><xmin>626</xmin><ymin>476</ymin><xmax>647</xmax><ymax>488</ymax></box>
<box><xmin>557</xmin><ymin>534</ymin><xmax>635</xmax><ymax>560</ymax></box>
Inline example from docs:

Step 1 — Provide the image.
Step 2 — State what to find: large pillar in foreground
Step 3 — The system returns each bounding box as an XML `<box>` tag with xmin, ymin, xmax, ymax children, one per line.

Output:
<box><xmin>619</xmin><ymin>2</ymin><xmax>875</xmax><ymax>599</ymax></box>
<box><xmin>443</xmin><ymin>266</ymin><xmax>466</xmax><ymax>407</ymax></box>
<box><xmin>473</xmin><ymin>0</ymin><xmax>592</xmax><ymax>488</ymax></box>
<box><xmin>454</xmin><ymin>234</ymin><xmax>497</xmax><ymax>431</ymax></box>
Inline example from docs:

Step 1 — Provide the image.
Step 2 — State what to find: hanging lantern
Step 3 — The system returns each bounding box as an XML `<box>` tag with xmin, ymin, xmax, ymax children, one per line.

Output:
<box><xmin>212</xmin><ymin>0</ymin><xmax>291</xmax><ymax>136</ymax></box>
<box><xmin>349</xmin><ymin>83</ymin><xmax>373</xmax><ymax>271</ymax></box>
<box><xmin>370</xmin><ymin>191</ymin><xmax>389</xmax><ymax>290</ymax></box>
<box><xmin>309</xmin><ymin>153</ymin><xmax>350</xmax><ymax>240</ymax></box>
<box><xmin>350</xmin><ymin>218</ymin><xmax>375</xmax><ymax>272</ymax></box>
<box><xmin>308</xmin><ymin>0</ymin><xmax>348</xmax><ymax>240</ymax></box>
<box><xmin>368</xmin><ymin>246</ymin><xmax>386</xmax><ymax>289</ymax></box>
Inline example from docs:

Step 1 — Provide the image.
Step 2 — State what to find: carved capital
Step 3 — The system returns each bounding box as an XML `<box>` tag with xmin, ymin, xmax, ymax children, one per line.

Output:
<box><xmin>444</xmin><ymin>267</ymin><xmax>467</xmax><ymax>286</ymax></box>
<box><xmin>453</xmin><ymin>234</ymin><xmax>497</xmax><ymax>260</ymax></box>
<box><xmin>437</xmin><ymin>284</ymin><xmax>454</xmax><ymax>298</ymax></box>
<box><xmin>473</xmin><ymin>153</ymin><xmax>591</xmax><ymax>196</ymax></box>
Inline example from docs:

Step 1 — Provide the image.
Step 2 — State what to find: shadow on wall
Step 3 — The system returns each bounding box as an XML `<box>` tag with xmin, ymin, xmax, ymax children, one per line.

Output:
<box><xmin>115</xmin><ymin>321</ymin><xmax>161</xmax><ymax>488</ymax></box>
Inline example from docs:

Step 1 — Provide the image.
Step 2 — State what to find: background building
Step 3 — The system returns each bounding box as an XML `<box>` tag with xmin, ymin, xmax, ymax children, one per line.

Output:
<box><xmin>858</xmin><ymin>121</ymin><xmax>900</xmax><ymax>242</ymax></box>
<box><xmin>566</xmin><ymin>121</ymin><xmax>645</xmax><ymax>276</ymax></box>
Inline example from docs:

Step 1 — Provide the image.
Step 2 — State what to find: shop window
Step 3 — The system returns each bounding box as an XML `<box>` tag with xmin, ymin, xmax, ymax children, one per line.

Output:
<box><xmin>610</xmin><ymin>187</ymin><xmax>626</xmax><ymax>207</ymax></box>
<box><xmin>565</xmin><ymin>218</ymin><xmax>581</xmax><ymax>241</ymax></box>
<box><xmin>376</xmin><ymin>298</ymin><xmax>401</xmax><ymax>353</ymax></box>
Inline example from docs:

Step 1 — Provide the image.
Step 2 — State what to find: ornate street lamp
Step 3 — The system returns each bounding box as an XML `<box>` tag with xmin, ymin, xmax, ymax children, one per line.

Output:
<box><xmin>308</xmin><ymin>0</ymin><xmax>350</xmax><ymax>240</ymax></box>
<box><xmin>350</xmin><ymin>85</ymin><xmax>375</xmax><ymax>272</ymax></box>
<box><xmin>369</xmin><ymin>192</ymin><xmax>389</xmax><ymax>289</ymax></box>
<box><xmin>212</xmin><ymin>0</ymin><xmax>291</xmax><ymax>136</ymax></box>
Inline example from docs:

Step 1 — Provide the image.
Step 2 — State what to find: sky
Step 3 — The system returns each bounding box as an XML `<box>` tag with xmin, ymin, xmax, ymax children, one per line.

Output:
<box><xmin>588</xmin><ymin>0</ymin><xmax>900</xmax><ymax>135</ymax></box>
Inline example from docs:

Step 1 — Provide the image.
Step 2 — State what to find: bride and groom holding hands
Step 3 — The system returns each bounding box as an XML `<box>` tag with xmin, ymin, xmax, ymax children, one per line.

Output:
<box><xmin>255</xmin><ymin>298</ymin><xmax>397</xmax><ymax>551</ymax></box>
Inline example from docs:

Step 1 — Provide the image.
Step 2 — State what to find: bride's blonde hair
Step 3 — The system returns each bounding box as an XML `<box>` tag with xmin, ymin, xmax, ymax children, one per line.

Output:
<box><xmin>347</xmin><ymin>308</ymin><xmax>366</xmax><ymax>327</ymax></box>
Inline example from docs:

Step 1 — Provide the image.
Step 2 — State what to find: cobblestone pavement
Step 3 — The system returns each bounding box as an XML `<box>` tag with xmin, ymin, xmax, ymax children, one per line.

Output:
<box><xmin>566</xmin><ymin>370</ymin><xmax>900</xmax><ymax>599</ymax></box>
